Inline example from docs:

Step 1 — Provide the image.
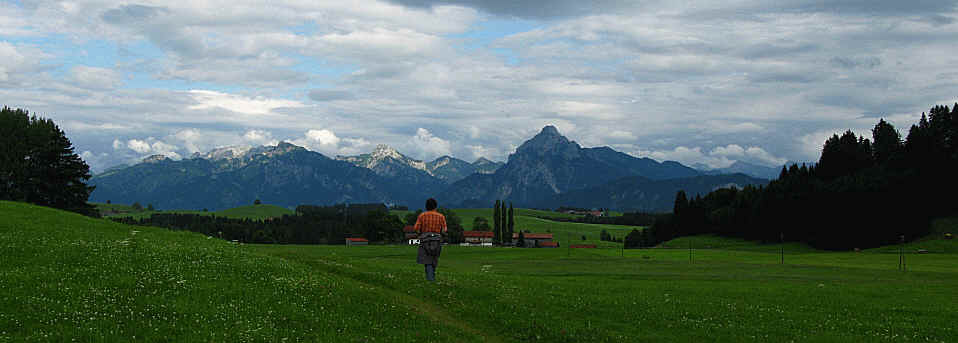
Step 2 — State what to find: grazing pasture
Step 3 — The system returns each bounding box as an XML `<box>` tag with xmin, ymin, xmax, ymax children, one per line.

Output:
<box><xmin>94</xmin><ymin>202</ymin><xmax>293</xmax><ymax>220</ymax></box>
<box><xmin>3</xmin><ymin>201</ymin><xmax>957</xmax><ymax>342</ymax></box>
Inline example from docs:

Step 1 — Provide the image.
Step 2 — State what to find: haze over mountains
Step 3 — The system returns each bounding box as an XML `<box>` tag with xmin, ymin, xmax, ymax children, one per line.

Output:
<box><xmin>90</xmin><ymin>126</ymin><xmax>770</xmax><ymax>212</ymax></box>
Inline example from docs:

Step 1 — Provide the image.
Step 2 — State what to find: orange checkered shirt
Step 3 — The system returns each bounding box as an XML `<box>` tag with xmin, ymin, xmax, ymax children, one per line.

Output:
<box><xmin>414</xmin><ymin>210</ymin><xmax>447</xmax><ymax>234</ymax></box>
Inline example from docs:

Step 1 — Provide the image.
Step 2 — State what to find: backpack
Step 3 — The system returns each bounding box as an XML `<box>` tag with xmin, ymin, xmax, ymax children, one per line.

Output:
<box><xmin>422</xmin><ymin>233</ymin><xmax>442</xmax><ymax>256</ymax></box>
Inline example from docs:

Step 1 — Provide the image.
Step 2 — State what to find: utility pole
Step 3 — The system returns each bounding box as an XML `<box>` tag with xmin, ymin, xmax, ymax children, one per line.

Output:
<box><xmin>780</xmin><ymin>232</ymin><xmax>784</xmax><ymax>265</ymax></box>
<box><xmin>689</xmin><ymin>239</ymin><xmax>693</xmax><ymax>264</ymax></box>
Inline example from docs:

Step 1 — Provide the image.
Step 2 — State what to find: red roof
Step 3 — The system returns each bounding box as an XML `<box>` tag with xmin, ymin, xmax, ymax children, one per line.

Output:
<box><xmin>512</xmin><ymin>233</ymin><xmax>553</xmax><ymax>240</ymax></box>
<box><xmin>345</xmin><ymin>238</ymin><xmax>368</xmax><ymax>242</ymax></box>
<box><xmin>463</xmin><ymin>231</ymin><xmax>494</xmax><ymax>238</ymax></box>
<box><xmin>403</xmin><ymin>226</ymin><xmax>416</xmax><ymax>232</ymax></box>
<box><xmin>539</xmin><ymin>242</ymin><xmax>559</xmax><ymax>247</ymax></box>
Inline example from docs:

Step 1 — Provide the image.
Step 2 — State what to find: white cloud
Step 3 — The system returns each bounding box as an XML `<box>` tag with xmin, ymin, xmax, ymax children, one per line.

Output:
<box><xmin>409</xmin><ymin>128</ymin><xmax>451</xmax><ymax>160</ymax></box>
<box><xmin>187</xmin><ymin>90</ymin><xmax>306</xmax><ymax>116</ymax></box>
<box><xmin>305</xmin><ymin>129</ymin><xmax>340</xmax><ymax>146</ymax></box>
<box><xmin>127</xmin><ymin>139</ymin><xmax>152</xmax><ymax>154</ymax></box>
<box><xmin>67</xmin><ymin>65</ymin><xmax>123</xmax><ymax>90</ymax></box>
<box><xmin>243</xmin><ymin>129</ymin><xmax>278</xmax><ymax>146</ymax></box>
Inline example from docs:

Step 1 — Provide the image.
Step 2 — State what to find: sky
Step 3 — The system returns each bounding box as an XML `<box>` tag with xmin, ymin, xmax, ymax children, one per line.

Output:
<box><xmin>2</xmin><ymin>0</ymin><xmax>957</xmax><ymax>172</ymax></box>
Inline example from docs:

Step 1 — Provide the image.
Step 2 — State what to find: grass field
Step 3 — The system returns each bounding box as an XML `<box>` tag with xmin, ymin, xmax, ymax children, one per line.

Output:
<box><xmin>95</xmin><ymin>203</ymin><xmax>293</xmax><ymax>220</ymax></box>
<box><xmin>4</xmin><ymin>201</ymin><xmax>957</xmax><ymax>342</ymax></box>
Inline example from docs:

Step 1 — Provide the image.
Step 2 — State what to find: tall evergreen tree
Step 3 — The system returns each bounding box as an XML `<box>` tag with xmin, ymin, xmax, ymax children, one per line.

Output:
<box><xmin>0</xmin><ymin>107</ymin><xmax>96</xmax><ymax>216</ymax></box>
<box><xmin>493</xmin><ymin>200</ymin><xmax>501</xmax><ymax>244</ymax></box>
<box><xmin>507</xmin><ymin>202</ymin><xmax>515</xmax><ymax>244</ymax></box>
<box><xmin>500</xmin><ymin>201</ymin><xmax>508</xmax><ymax>244</ymax></box>
<box><xmin>871</xmin><ymin>119</ymin><xmax>902</xmax><ymax>166</ymax></box>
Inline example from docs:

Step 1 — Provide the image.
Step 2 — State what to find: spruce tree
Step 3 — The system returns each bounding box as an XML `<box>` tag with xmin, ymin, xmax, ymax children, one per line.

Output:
<box><xmin>493</xmin><ymin>200</ymin><xmax>501</xmax><ymax>244</ymax></box>
<box><xmin>0</xmin><ymin>107</ymin><xmax>96</xmax><ymax>216</ymax></box>
<box><xmin>507</xmin><ymin>202</ymin><xmax>515</xmax><ymax>244</ymax></box>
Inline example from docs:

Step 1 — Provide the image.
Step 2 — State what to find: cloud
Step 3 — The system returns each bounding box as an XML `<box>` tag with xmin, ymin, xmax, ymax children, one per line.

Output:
<box><xmin>634</xmin><ymin>144</ymin><xmax>788</xmax><ymax>169</ymax></box>
<box><xmin>67</xmin><ymin>65</ymin><xmax>124</xmax><ymax>90</ymax></box>
<box><xmin>409</xmin><ymin>128</ymin><xmax>452</xmax><ymax>160</ymax></box>
<box><xmin>126</xmin><ymin>139</ymin><xmax>152</xmax><ymax>154</ymax></box>
<box><xmin>187</xmin><ymin>90</ymin><xmax>306</xmax><ymax>116</ymax></box>
<box><xmin>305</xmin><ymin>129</ymin><xmax>341</xmax><ymax>146</ymax></box>
<box><xmin>309</xmin><ymin>89</ymin><xmax>356</xmax><ymax>102</ymax></box>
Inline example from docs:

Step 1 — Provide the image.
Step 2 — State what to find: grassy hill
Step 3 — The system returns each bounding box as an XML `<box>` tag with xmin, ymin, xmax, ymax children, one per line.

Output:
<box><xmin>94</xmin><ymin>202</ymin><xmax>293</xmax><ymax>220</ymax></box>
<box><xmin>6</xmin><ymin>201</ymin><xmax>958</xmax><ymax>341</ymax></box>
<box><xmin>0</xmin><ymin>201</ymin><xmax>475</xmax><ymax>342</ymax></box>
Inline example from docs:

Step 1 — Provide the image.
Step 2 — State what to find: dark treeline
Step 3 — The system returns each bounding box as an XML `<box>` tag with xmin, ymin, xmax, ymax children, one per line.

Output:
<box><xmin>113</xmin><ymin>203</ymin><xmax>404</xmax><ymax>244</ymax></box>
<box><xmin>650</xmin><ymin>104</ymin><xmax>958</xmax><ymax>250</ymax></box>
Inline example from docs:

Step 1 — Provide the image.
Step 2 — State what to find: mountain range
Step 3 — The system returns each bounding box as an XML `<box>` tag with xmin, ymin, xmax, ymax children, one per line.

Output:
<box><xmin>90</xmin><ymin>126</ymin><xmax>770</xmax><ymax>212</ymax></box>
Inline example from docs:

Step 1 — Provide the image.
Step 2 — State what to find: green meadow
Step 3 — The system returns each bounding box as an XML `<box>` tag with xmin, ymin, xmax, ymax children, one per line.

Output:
<box><xmin>95</xmin><ymin>203</ymin><xmax>294</xmax><ymax>220</ymax></box>
<box><xmin>3</xmin><ymin>200</ymin><xmax>957</xmax><ymax>342</ymax></box>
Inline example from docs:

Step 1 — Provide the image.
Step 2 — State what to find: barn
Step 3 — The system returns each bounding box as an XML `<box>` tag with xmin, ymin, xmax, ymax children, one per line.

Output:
<box><xmin>513</xmin><ymin>233</ymin><xmax>554</xmax><ymax>247</ymax></box>
<box><xmin>345</xmin><ymin>237</ymin><xmax>369</xmax><ymax>246</ymax></box>
<box><xmin>463</xmin><ymin>231</ymin><xmax>494</xmax><ymax>245</ymax></box>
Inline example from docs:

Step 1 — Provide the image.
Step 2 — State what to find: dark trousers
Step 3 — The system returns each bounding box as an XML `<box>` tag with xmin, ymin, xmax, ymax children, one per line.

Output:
<box><xmin>425</xmin><ymin>264</ymin><xmax>436</xmax><ymax>281</ymax></box>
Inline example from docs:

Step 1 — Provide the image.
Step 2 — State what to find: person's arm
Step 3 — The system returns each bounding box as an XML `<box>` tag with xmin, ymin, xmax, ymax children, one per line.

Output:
<box><xmin>414</xmin><ymin>214</ymin><xmax>422</xmax><ymax>234</ymax></box>
<box><xmin>441</xmin><ymin>216</ymin><xmax>447</xmax><ymax>234</ymax></box>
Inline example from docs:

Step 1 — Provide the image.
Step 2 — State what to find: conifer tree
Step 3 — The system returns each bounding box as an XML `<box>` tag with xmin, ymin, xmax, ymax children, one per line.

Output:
<box><xmin>493</xmin><ymin>200</ymin><xmax>501</xmax><ymax>244</ymax></box>
<box><xmin>0</xmin><ymin>107</ymin><xmax>96</xmax><ymax>216</ymax></box>
<box><xmin>507</xmin><ymin>202</ymin><xmax>515</xmax><ymax>244</ymax></box>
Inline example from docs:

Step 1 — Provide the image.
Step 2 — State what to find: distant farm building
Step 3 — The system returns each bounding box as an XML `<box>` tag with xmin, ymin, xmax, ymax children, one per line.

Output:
<box><xmin>345</xmin><ymin>238</ymin><xmax>368</xmax><ymax>246</ymax></box>
<box><xmin>513</xmin><ymin>232</ymin><xmax>554</xmax><ymax>247</ymax></box>
<box><xmin>463</xmin><ymin>231</ymin><xmax>494</xmax><ymax>246</ymax></box>
<box><xmin>565</xmin><ymin>209</ymin><xmax>605</xmax><ymax>217</ymax></box>
<box><xmin>539</xmin><ymin>241</ymin><xmax>559</xmax><ymax>248</ymax></box>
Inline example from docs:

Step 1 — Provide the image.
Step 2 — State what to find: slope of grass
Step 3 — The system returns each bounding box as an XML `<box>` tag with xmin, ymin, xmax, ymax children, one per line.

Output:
<box><xmin>214</xmin><ymin>204</ymin><xmax>293</xmax><ymax>219</ymax></box>
<box><xmin>95</xmin><ymin>202</ymin><xmax>293</xmax><ymax>220</ymax></box>
<box><xmin>0</xmin><ymin>201</ymin><xmax>478</xmax><ymax>342</ymax></box>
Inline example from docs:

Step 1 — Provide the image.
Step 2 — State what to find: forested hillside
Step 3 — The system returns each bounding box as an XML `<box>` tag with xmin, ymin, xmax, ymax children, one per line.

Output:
<box><xmin>652</xmin><ymin>104</ymin><xmax>958</xmax><ymax>250</ymax></box>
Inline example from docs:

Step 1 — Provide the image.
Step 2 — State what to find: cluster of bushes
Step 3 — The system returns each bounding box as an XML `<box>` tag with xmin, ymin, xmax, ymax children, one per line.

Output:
<box><xmin>654</xmin><ymin>104</ymin><xmax>958</xmax><ymax>250</ymax></box>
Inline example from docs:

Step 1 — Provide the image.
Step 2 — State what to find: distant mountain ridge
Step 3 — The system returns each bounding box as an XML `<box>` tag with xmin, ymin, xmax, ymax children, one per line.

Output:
<box><xmin>91</xmin><ymin>127</ymin><xmax>770</xmax><ymax>212</ymax></box>
<box><xmin>337</xmin><ymin>145</ymin><xmax>503</xmax><ymax>184</ymax></box>
<box><xmin>90</xmin><ymin>142</ymin><xmax>432</xmax><ymax>211</ymax></box>
<box><xmin>439</xmin><ymin>126</ymin><xmax>705</xmax><ymax>207</ymax></box>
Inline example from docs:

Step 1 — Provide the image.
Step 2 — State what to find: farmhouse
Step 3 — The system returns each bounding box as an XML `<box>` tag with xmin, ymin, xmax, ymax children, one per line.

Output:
<box><xmin>345</xmin><ymin>237</ymin><xmax>368</xmax><ymax>246</ymax></box>
<box><xmin>463</xmin><ymin>231</ymin><xmax>494</xmax><ymax>245</ymax></box>
<box><xmin>513</xmin><ymin>232</ymin><xmax>554</xmax><ymax>247</ymax></box>
<box><xmin>539</xmin><ymin>241</ymin><xmax>559</xmax><ymax>248</ymax></box>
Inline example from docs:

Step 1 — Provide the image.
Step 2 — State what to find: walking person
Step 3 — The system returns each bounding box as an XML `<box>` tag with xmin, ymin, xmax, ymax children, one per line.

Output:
<box><xmin>414</xmin><ymin>198</ymin><xmax>446</xmax><ymax>281</ymax></box>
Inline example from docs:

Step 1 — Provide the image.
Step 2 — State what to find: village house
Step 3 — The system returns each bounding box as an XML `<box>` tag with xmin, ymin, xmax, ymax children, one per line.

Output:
<box><xmin>513</xmin><ymin>232</ymin><xmax>554</xmax><ymax>247</ymax></box>
<box><xmin>345</xmin><ymin>237</ymin><xmax>368</xmax><ymax>246</ymax></box>
<box><xmin>463</xmin><ymin>231</ymin><xmax>494</xmax><ymax>246</ymax></box>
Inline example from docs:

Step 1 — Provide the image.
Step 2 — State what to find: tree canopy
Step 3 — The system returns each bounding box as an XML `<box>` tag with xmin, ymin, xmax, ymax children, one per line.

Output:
<box><xmin>0</xmin><ymin>106</ymin><xmax>96</xmax><ymax>216</ymax></box>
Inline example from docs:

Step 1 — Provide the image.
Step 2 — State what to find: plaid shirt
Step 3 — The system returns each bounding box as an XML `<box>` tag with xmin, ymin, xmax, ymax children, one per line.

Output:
<box><xmin>414</xmin><ymin>210</ymin><xmax>447</xmax><ymax>234</ymax></box>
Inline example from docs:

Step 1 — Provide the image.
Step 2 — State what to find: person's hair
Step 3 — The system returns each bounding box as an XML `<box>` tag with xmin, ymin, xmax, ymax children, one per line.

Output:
<box><xmin>425</xmin><ymin>198</ymin><xmax>438</xmax><ymax>211</ymax></box>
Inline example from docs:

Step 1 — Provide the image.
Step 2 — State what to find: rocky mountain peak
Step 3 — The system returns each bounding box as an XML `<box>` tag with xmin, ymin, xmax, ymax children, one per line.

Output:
<box><xmin>142</xmin><ymin>154</ymin><xmax>169</xmax><ymax>163</ymax></box>
<box><xmin>201</xmin><ymin>145</ymin><xmax>252</xmax><ymax>161</ymax></box>
<box><xmin>514</xmin><ymin>125</ymin><xmax>581</xmax><ymax>160</ymax></box>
